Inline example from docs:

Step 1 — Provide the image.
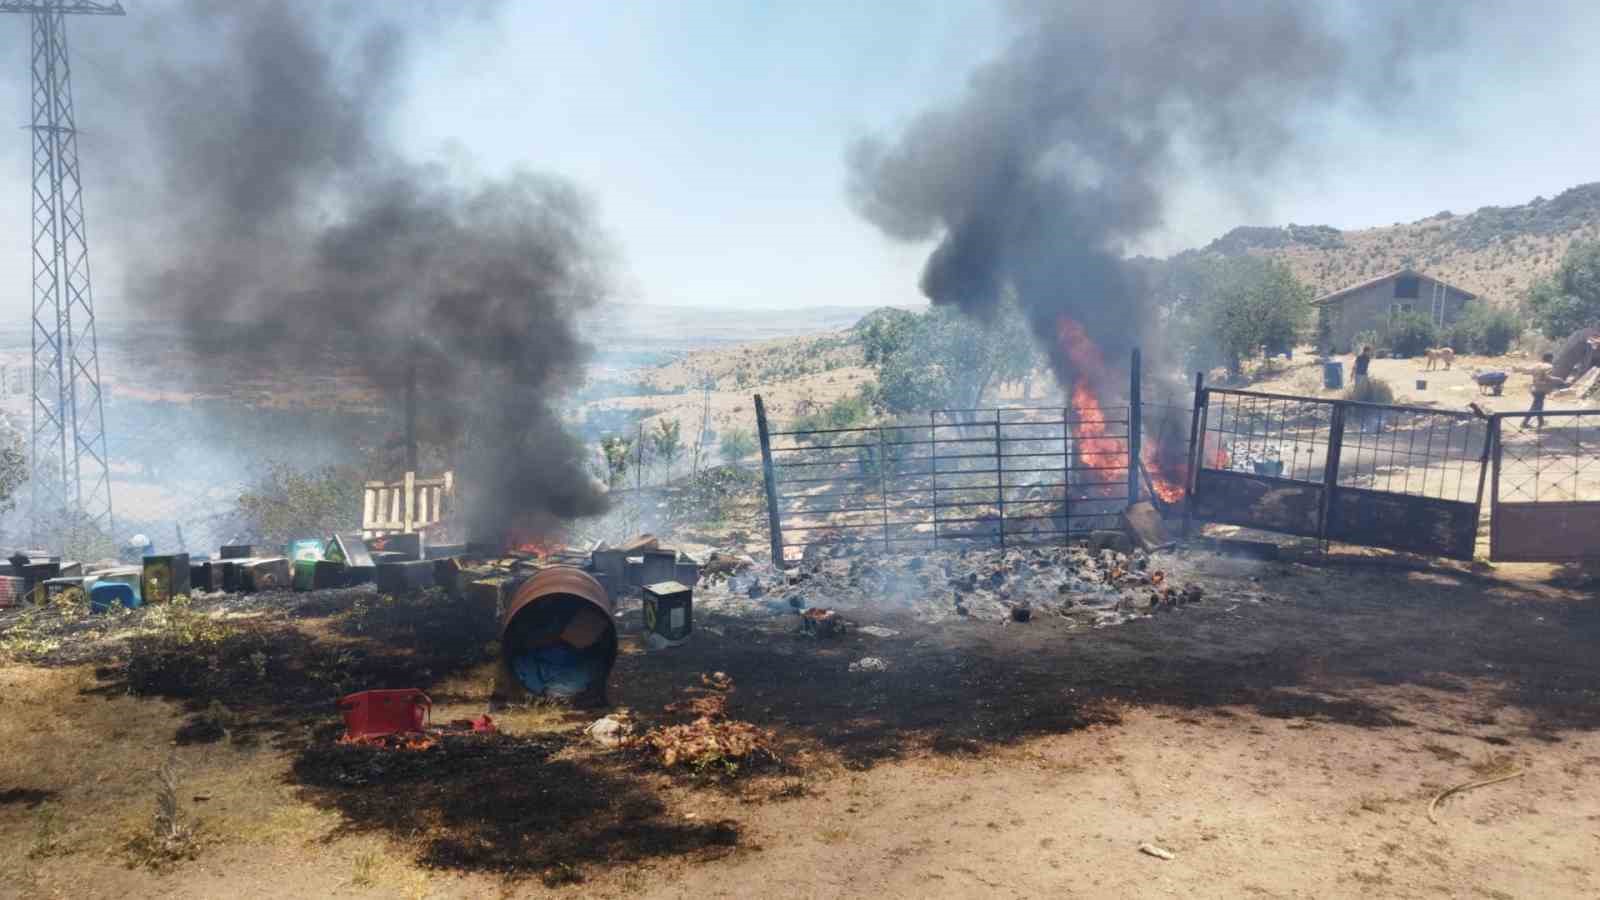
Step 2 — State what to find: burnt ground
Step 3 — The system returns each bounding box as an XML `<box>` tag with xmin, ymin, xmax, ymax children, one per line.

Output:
<box><xmin>2</xmin><ymin>547</ymin><xmax>1599</xmax><ymax>896</ymax></box>
<box><xmin>612</xmin><ymin>550</ymin><xmax>1600</xmax><ymax>764</ymax></box>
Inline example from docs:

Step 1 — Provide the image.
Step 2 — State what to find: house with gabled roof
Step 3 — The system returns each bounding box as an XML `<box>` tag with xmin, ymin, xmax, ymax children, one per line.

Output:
<box><xmin>1312</xmin><ymin>269</ymin><xmax>1477</xmax><ymax>353</ymax></box>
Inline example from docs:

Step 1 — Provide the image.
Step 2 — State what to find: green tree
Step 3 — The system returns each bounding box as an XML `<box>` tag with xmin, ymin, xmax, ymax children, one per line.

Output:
<box><xmin>1441</xmin><ymin>302</ymin><xmax>1520</xmax><ymax>355</ymax></box>
<box><xmin>1169</xmin><ymin>257</ymin><xmax>1311</xmax><ymax>376</ymax></box>
<box><xmin>859</xmin><ymin>299</ymin><xmax>1039</xmax><ymax>414</ymax></box>
<box><xmin>650</xmin><ymin>418</ymin><xmax>684</xmax><ymax>477</ymax></box>
<box><xmin>599</xmin><ymin>436</ymin><xmax>632</xmax><ymax>488</ymax></box>
<box><xmin>1526</xmin><ymin>240</ymin><xmax>1600</xmax><ymax>338</ymax></box>
<box><xmin>0</xmin><ymin>418</ymin><xmax>26</xmax><ymax>515</ymax></box>
<box><xmin>233</xmin><ymin>462</ymin><xmax>363</xmax><ymax>547</ymax></box>
<box><xmin>718</xmin><ymin>427</ymin><xmax>756</xmax><ymax>464</ymax></box>
<box><xmin>1386</xmin><ymin>310</ymin><xmax>1437</xmax><ymax>358</ymax></box>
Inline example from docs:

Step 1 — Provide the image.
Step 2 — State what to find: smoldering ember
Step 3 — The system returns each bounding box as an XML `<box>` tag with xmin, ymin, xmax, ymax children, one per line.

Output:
<box><xmin>3</xmin><ymin>3</ymin><xmax>1600</xmax><ymax>898</ymax></box>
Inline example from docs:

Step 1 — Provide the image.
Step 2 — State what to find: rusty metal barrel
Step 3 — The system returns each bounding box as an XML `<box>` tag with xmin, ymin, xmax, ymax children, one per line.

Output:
<box><xmin>498</xmin><ymin>566</ymin><xmax>616</xmax><ymax>703</ymax></box>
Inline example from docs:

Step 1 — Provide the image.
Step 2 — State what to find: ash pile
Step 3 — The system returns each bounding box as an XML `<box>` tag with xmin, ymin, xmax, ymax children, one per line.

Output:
<box><xmin>699</xmin><ymin>538</ymin><xmax>1204</xmax><ymax>629</ymax></box>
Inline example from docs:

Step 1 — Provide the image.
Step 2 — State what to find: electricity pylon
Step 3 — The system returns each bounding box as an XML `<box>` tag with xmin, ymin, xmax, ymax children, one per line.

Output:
<box><xmin>0</xmin><ymin>1</ymin><xmax>122</xmax><ymax>547</ymax></box>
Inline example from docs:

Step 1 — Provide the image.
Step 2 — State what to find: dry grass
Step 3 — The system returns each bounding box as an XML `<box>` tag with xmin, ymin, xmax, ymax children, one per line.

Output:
<box><xmin>630</xmin><ymin>674</ymin><xmax>779</xmax><ymax>777</ymax></box>
<box><xmin>119</xmin><ymin>754</ymin><xmax>206</xmax><ymax>871</ymax></box>
<box><xmin>1260</xmin><ymin>215</ymin><xmax>1600</xmax><ymax>302</ymax></box>
<box><xmin>1468</xmin><ymin>750</ymin><xmax>1521</xmax><ymax>778</ymax></box>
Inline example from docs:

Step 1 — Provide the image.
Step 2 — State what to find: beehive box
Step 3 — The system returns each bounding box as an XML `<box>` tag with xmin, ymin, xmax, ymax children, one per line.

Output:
<box><xmin>241</xmin><ymin>558</ymin><xmax>290</xmax><ymax>592</ymax></box>
<box><xmin>141</xmin><ymin>554</ymin><xmax>191</xmax><ymax>604</ymax></box>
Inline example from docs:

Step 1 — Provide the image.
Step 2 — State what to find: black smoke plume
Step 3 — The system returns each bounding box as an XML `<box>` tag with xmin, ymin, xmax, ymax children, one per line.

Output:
<box><xmin>98</xmin><ymin>1</ymin><xmax>608</xmax><ymax>539</ymax></box>
<box><xmin>848</xmin><ymin>0</ymin><xmax>1467</xmax><ymax>398</ymax></box>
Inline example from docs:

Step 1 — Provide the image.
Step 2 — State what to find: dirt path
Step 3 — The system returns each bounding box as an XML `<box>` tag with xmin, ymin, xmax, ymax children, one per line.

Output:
<box><xmin>632</xmin><ymin>700</ymin><xmax>1599</xmax><ymax>899</ymax></box>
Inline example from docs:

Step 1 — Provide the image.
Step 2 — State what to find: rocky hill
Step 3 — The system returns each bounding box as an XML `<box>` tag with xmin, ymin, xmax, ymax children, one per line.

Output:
<box><xmin>1191</xmin><ymin>182</ymin><xmax>1600</xmax><ymax>303</ymax></box>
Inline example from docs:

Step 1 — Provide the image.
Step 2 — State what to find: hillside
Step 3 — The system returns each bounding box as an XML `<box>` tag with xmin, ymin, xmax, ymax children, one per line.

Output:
<box><xmin>1193</xmin><ymin>181</ymin><xmax>1600</xmax><ymax>302</ymax></box>
<box><xmin>576</xmin><ymin>182</ymin><xmax>1600</xmax><ymax>467</ymax></box>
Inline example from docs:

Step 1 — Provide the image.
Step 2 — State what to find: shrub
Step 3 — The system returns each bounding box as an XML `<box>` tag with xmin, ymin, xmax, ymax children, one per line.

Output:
<box><xmin>233</xmin><ymin>462</ymin><xmax>362</xmax><ymax>548</ymax></box>
<box><xmin>1526</xmin><ymin>240</ymin><xmax>1600</xmax><ymax>339</ymax></box>
<box><xmin>1441</xmin><ymin>303</ymin><xmax>1520</xmax><ymax>356</ymax></box>
<box><xmin>1344</xmin><ymin>376</ymin><xmax>1395</xmax><ymax>406</ymax></box>
<box><xmin>1386</xmin><ymin>311</ymin><xmax>1437</xmax><ymax>358</ymax></box>
<box><xmin>719</xmin><ymin>427</ymin><xmax>756</xmax><ymax>464</ymax></box>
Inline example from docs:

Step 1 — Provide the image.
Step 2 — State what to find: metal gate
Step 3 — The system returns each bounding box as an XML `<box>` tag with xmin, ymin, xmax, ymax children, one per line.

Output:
<box><xmin>1489</xmin><ymin>410</ymin><xmax>1600</xmax><ymax>561</ymax></box>
<box><xmin>1186</xmin><ymin>387</ymin><xmax>1491</xmax><ymax>559</ymax></box>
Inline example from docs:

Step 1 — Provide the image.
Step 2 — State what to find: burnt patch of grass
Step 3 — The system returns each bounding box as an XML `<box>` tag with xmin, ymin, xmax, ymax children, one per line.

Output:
<box><xmin>292</xmin><ymin>731</ymin><xmax>741</xmax><ymax>878</ymax></box>
<box><xmin>0</xmin><ymin>788</ymin><xmax>57</xmax><ymax>809</ymax></box>
<box><xmin>106</xmin><ymin>588</ymin><xmax>499</xmax><ymax>738</ymax></box>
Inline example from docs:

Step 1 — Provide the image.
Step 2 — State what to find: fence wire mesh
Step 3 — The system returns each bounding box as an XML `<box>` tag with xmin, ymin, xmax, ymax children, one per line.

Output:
<box><xmin>1197</xmin><ymin>391</ymin><xmax>1335</xmax><ymax>483</ymax></box>
<box><xmin>1337</xmin><ymin>404</ymin><xmax>1490</xmax><ymax>503</ymax></box>
<box><xmin>768</xmin><ymin>405</ymin><xmax>1140</xmax><ymax>554</ymax></box>
<box><xmin>1495</xmin><ymin>411</ymin><xmax>1600</xmax><ymax>503</ymax></box>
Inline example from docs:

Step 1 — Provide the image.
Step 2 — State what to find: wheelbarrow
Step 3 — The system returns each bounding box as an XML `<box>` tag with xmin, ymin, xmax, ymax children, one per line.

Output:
<box><xmin>1475</xmin><ymin>372</ymin><xmax>1507</xmax><ymax>396</ymax></box>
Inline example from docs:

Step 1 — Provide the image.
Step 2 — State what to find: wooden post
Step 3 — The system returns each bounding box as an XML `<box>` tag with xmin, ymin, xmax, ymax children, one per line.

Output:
<box><xmin>754</xmin><ymin>395</ymin><xmax>786</xmax><ymax>567</ymax></box>
<box><xmin>1182</xmin><ymin>372</ymin><xmax>1206</xmax><ymax>537</ymax></box>
<box><xmin>405</xmin><ymin>359</ymin><xmax>418</xmax><ymax>474</ymax></box>
<box><xmin>402</xmin><ymin>470</ymin><xmax>416</xmax><ymax>534</ymax></box>
<box><xmin>1128</xmin><ymin>347</ymin><xmax>1142</xmax><ymax>508</ymax></box>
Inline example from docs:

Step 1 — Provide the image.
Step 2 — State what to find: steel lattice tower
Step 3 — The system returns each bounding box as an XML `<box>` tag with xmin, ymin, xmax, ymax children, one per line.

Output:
<box><xmin>1</xmin><ymin>1</ymin><xmax>121</xmax><ymax>545</ymax></box>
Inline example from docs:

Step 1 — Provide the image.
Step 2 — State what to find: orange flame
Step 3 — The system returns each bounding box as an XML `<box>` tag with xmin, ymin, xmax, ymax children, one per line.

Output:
<box><xmin>1055</xmin><ymin>316</ymin><xmax>1186</xmax><ymax>503</ymax></box>
<box><xmin>1210</xmin><ymin>443</ymin><xmax>1230</xmax><ymax>469</ymax></box>
<box><xmin>506</xmin><ymin>526</ymin><xmax>561</xmax><ymax>558</ymax></box>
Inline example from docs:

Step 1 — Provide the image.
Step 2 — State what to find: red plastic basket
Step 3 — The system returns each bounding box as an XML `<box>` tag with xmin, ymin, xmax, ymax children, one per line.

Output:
<box><xmin>337</xmin><ymin>689</ymin><xmax>431</xmax><ymax>737</ymax></box>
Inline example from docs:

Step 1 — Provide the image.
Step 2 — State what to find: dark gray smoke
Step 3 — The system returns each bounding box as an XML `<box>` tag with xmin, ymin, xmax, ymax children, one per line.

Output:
<box><xmin>849</xmin><ymin>0</ymin><xmax>1467</xmax><ymax>399</ymax></box>
<box><xmin>98</xmin><ymin>1</ymin><xmax>608</xmax><ymax>539</ymax></box>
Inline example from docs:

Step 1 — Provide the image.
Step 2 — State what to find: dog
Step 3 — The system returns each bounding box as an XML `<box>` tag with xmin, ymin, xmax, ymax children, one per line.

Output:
<box><xmin>1424</xmin><ymin>347</ymin><xmax>1455</xmax><ymax>371</ymax></box>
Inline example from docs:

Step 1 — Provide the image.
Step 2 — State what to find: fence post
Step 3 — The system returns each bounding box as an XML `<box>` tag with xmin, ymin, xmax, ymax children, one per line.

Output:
<box><xmin>1128</xmin><ymin>347</ymin><xmax>1142</xmax><ymax>508</ymax></box>
<box><xmin>1182</xmin><ymin>372</ymin><xmax>1206</xmax><ymax>537</ymax></box>
<box><xmin>878</xmin><ymin>425</ymin><xmax>890</xmax><ymax>552</ymax></box>
<box><xmin>930</xmin><ymin>411</ymin><xmax>939</xmax><ymax>550</ymax></box>
<box><xmin>753</xmin><ymin>395</ymin><xmax>786</xmax><ymax>567</ymax></box>
<box><xmin>994</xmin><ymin>410</ymin><xmax>1005</xmax><ymax>550</ymax></box>
<box><xmin>1484</xmin><ymin>415</ymin><xmax>1502</xmax><ymax>559</ymax></box>
<box><xmin>1317</xmin><ymin>402</ymin><xmax>1347</xmax><ymax>548</ymax></box>
<box><xmin>1061</xmin><ymin>403</ymin><xmax>1071</xmax><ymax>540</ymax></box>
<box><xmin>402</xmin><ymin>470</ymin><xmax>415</xmax><ymax>534</ymax></box>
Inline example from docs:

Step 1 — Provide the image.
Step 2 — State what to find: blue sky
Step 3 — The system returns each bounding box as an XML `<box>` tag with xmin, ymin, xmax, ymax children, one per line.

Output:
<box><xmin>1</xmin><ymin>1</ymin><xmax>1599</xmax><ymax>315</ymax></box>
<box><xmin>395</xmin><ymin>1</ymin><xmax>1008</xmax><ymax>310</ymax></box>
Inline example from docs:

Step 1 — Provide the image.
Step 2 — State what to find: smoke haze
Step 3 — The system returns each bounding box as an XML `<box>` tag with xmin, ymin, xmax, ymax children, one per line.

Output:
<box><xmin>848</xmin><ymin>0</ymin><xmax>1472</xmax><ymax>398</ymax></box>
<box><xmin>98</xmin><ymin>1</ymin><xmax>610</xmax><ymax>538</ymax></box>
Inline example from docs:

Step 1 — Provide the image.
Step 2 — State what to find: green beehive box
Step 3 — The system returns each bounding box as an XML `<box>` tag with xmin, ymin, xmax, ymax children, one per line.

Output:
<box><xmin>324</xmin><ymin>533</ymin><xmax>374</xmax><ymax>568</ymax></box>
<box><xmin>293</xmin><ymin>559</ymin><xmax>316</xmax><ymax>591</ymax></box>
<box><xmin>293</xmin><ymin>559</ymin><xmax>347</xmax><ymax>591</ymax></box>
<box><xmin>286</xmin><ymin>538</ymin><xmax>324</xmax><ymax>563</ymax></box>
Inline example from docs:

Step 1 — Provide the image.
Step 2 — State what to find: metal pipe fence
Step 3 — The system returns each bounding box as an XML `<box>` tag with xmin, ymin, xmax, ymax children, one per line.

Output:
<box><xmin>758</xmin><ymin>402</ymin><xmax>1144</xmax><ymax>560</ymax></box>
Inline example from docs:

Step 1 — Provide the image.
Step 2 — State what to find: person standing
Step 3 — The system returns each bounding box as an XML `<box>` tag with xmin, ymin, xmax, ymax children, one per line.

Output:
<box><xmin>1352</xmin><ymin>345</ymin><xmax>1372</xmax><ymax>386</ymax></box>
<box><xmin>1517</xmin><ymin>352</ymin><xmax>1567</xmax><ymax>428</ymax></box>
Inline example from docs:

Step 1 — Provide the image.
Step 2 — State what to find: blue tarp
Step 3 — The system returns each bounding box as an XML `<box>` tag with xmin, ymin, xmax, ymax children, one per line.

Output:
<box><xmin>510</xmin><ymin>643</ymin><xmax>609</xmax><ymax>698</ymax></box>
